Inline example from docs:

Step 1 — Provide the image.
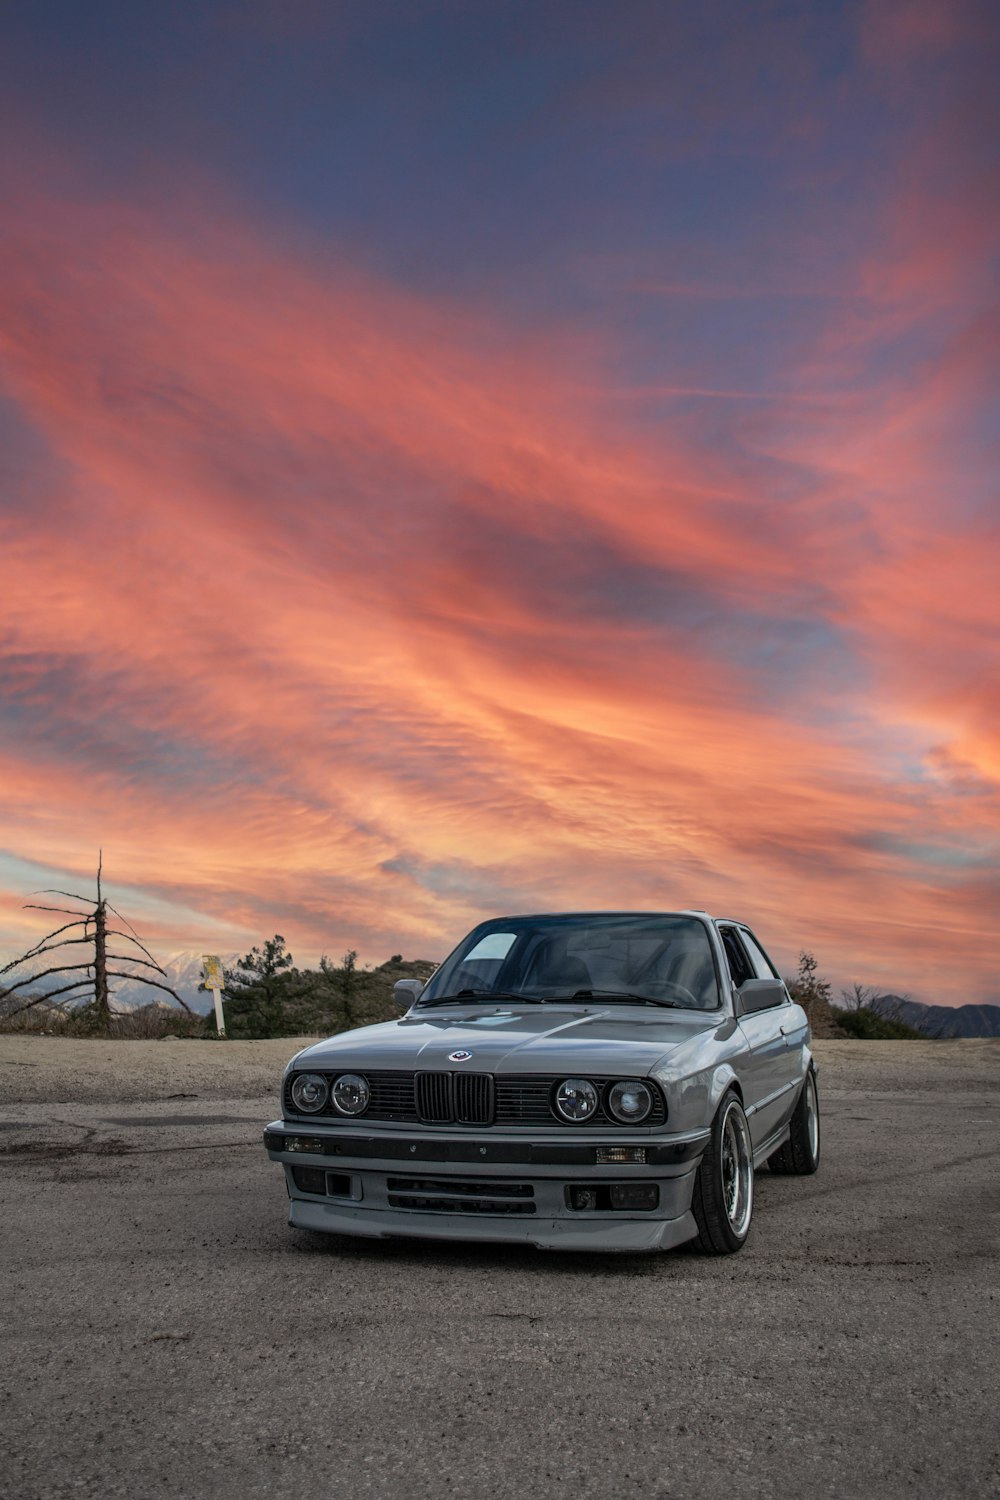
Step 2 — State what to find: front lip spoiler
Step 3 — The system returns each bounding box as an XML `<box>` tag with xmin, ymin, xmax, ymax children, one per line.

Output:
<box><xmin>287</xmin><ymin>1196</ymin><xmax>700</xmax><ymax>1253</ymax></box>
<box><xmin>263</xmin><ymin>1123</ymin><xmax>707</xmax><ymax>1166</ymax></box>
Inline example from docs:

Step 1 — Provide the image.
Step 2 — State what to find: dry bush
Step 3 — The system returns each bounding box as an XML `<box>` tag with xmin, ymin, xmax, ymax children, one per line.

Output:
<box><xmin>120</xmin><ymin>1005</ymin><xmax>208</xmax><ymax>1039</ymax></box>
<box><xmin>0</xmin><ymin>997</ymin><xmax>207</xmax><ymax>1038</ymax></box>
<box><xmin>78</xmin><ymin>1004</ymin><xmax>208</xmax><ymax>1040</ymax></box>
<box><xmin>0</xmin><ymin>997</ymin><xmax>72</xmax><ymax>1034</ymax></box>
<box><xmin>807</xmin><ymin>997</ymin><xmax>848</xmax><ymax>1039</ymax></box>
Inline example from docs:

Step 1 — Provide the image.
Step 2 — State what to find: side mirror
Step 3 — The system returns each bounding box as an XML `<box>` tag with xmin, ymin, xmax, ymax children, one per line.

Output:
<box><xmin>734</xmin><ymin>978</ymin><xmax>787</xmax><ymax>1016</ymax></box>
<box><xmin>392</xmin><ymin>978</ymin><xmax>424</xmax><ymax>1011</ymax></box>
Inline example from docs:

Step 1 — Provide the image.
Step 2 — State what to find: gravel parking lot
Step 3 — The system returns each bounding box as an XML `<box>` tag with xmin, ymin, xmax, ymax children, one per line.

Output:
<box><xmin>1</xmin><ymin>1036</ymin><xmax>998</xmax><ymax>1500</ymax></box>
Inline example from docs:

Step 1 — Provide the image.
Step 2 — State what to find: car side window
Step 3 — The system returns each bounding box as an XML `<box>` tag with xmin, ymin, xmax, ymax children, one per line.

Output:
<box><xmin>718</xmin><ymin>926</ymin><xmax>754</xmax><ymax>988</ymax></box>
<box><xmin>739</xmin><ymin>928</ymin><xmax>779</xmax><ymax>981</ymax></box>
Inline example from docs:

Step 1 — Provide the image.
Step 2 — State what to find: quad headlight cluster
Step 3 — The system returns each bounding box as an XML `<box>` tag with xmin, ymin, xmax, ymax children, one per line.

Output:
<box><xmin>289</xmin><ymin>1071</ymin><xmax>370</xmax><ymax>1116</ymax></box>
<box><xmin>553</xmin><ymin>1077</ymin><xmax>654</xmax><ymax>1124</ymax></box>
<box><xmin>287</xmin><ymin>1070</ymin><xmax>657</xmax><ymax>1125</ymax></box>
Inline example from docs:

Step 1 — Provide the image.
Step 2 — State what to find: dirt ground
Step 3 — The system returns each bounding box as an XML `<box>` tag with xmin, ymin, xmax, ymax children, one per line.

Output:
<box><xmin>1</xmin><ymin>1036</ymin><xmax>998</xmax><ymax>1500</ymax></box>
<box><xmin>0</xmin><ymin>1032</ymin><xmax>320</xmax><ymax>1105</ymax></box>
<box><xmin>4</xmin><ymin>1032</ymin><xmax>998</xmax><ymax>1104</ymax></box>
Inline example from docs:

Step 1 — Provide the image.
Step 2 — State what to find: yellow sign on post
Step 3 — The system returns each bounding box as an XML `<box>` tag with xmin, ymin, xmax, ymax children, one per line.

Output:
<box><xmin>202</xmin><ymin>955</ymin><xmax>225</xmax><ymax>990</ymax></box>
<box><xmin>202</xmin><ymin>955</ymin><xmax>226</xmax><ymax>1036</ymax></box>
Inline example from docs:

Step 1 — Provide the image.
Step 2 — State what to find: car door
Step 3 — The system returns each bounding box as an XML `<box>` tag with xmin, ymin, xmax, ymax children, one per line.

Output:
<box><xmin>719</xmin><ymin>924</ymin><xmax>797</xmax><ymax>1148</ymax></box>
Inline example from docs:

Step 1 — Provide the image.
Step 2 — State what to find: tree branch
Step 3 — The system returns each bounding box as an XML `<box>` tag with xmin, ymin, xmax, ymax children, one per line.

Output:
<box><xmin>105</xmin><ymin>911</ymin><xmax>164</xmax><ymax>971</ymax></box>
<box><xmin>106</xmin><ymin>972</ymin><xmax>194</xmax><ymax>1013</ymax></box>
<box><xmin>2</xmin><ymin>937</ymin><xmax>95</xmax><ymax>970</ymax></box>
<box><xmin>32</xmin><ymin>888</ymin><xmax>93</xmax><ymax>906</ymax></box>
<box><xmin>106</xmin><ymin>953</ymin><xmax>171</xmax><ymax>974</ymax></box>
<box><xmin>51</xmin><ymin>991</ymin><xmax>95</xmax><ymax>1011</ymax></box>
<box><xmin>23</xmin><ymin>904</ymin><xmax>92</xmax><ymax>918</ymax></box>
<box><xmin>5</xmin><ymin>979</ymin><xmax>96</xmax><ymax>1017</ymax></box>
<box><xmin>0</xmin><ymin>922</ymin><xmax>92</xmax><ymax>975</ymax></box>
<box><xmin>1</xmin><ymin>963</ymin><xmax>99</xmax><ymax>997</ymax></box>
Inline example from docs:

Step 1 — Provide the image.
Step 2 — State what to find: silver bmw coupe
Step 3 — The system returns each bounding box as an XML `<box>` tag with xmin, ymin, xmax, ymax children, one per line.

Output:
<box><xmin>263</xmin><ymin>911</ymin><xmax>820</xmax><ymax>1254</ymax></box>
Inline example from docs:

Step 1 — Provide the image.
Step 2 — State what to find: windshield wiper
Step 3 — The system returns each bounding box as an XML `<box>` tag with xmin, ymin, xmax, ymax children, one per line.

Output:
<box><xmin>545</xmin><ymin>989</ymin><xmax>684</xmax><ymax>1009</ymax></box>
<box><xmin>416</xmin><ymin>989</ymin><xmax>545</xmax><ymax>1008</ymax></box>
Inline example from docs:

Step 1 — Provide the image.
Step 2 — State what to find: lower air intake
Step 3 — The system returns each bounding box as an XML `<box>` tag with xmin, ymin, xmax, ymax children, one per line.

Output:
<box><xmin>386</xmin><ymin>1176</ymin><xmax>536</xmax><ymax>1215</ymax></box>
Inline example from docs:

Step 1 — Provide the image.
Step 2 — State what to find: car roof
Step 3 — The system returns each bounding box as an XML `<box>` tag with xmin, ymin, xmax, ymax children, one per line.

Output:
<box><xmin>474</xmin><ymin>910</ymin><xmax>725</xmax><ymax>923</ymax></box>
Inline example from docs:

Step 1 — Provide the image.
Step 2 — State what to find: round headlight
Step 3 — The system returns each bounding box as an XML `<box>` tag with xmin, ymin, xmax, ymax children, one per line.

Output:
<box><xmin>331</xmin><ymin>1073</ymin><xmax>370</xmax><ymax>1116</ymax></box>
<box><xmin>554</xmin><ymin>1078</ymin><xmax>599</xmax><ymax>1122</ymax></box>
<box><xmin>607</xmin><ymin>1079</ymin><xmax>653</xmax><ymax>1124</ymax></box>
<box><xmin>290</xmin><ymin>1072</ymin><xmax>328</xmax><ymax>1113</ymax></box>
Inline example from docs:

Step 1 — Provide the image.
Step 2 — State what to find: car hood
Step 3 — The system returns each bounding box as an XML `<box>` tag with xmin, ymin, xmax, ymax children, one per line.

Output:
<box><xmin>290</xmin><ymin>1004</ymin><xmax>722</xmax><ymax>1077</ymax></box>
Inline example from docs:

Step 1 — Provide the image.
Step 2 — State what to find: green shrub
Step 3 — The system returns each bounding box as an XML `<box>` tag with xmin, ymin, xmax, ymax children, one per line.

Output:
<box><xmin>837</xmin><ymin>1006</ymin><xmax>925</xmax><ymax>1041</ymax></box>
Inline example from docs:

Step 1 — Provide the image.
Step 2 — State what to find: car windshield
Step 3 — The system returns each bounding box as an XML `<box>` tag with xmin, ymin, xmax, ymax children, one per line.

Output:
<box><xmin>418</xmin><ymin>914</ymin><xmax>721</xmax><ymax>1011</ymax></box>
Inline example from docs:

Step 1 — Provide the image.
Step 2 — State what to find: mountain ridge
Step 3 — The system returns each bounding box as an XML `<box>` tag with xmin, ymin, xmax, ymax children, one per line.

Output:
<box><xmin>871</xmin><ymin>994</ymin><xmax>1000</xmax><ymax>1039</ymax></box>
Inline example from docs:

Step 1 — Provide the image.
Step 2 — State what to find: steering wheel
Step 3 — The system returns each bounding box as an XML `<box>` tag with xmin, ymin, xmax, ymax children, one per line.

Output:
<box><xmin>655</xmin><ymin>979</ymin><xmax>701</xmax><ymax>1007</ymax></box>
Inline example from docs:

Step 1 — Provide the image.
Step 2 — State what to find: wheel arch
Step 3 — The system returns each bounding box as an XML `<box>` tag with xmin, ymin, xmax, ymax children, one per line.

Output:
<box><xmin>708</xmin><ymin>1063</ymin><xmax>742</xmax><ymax>1115</ymax></box>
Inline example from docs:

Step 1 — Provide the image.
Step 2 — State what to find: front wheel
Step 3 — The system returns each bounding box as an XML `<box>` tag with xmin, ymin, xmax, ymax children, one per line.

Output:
<box><xmin>691</xmin><ymin>1090</ymin><xmax>754</xmax><ymax>1254</ymax></box>
<box><xmin>768</xmin><ymin>1069</ymin><xmax>820</xmax><ymax>1175</ymax></box>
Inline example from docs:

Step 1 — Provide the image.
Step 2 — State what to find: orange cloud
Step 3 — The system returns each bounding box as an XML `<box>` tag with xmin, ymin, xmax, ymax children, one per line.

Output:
<box><xmin>0</xmin><ymin>175</ymin><xmax>998</xmax><ymax>1004</ymax></box>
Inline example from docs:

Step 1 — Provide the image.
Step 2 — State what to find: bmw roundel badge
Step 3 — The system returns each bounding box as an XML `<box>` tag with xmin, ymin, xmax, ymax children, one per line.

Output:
<box><xmin>448</xmin><ymin>1049</ymin><xmax>473</xmax><ymax>1062</ymax></box>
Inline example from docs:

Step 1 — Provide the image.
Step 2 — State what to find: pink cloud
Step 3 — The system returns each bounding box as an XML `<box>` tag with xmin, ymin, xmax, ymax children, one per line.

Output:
<box><xmin>0</xmin><ymin>168</ymin><xmax>997</xmax><ymax>1003</ymax></box>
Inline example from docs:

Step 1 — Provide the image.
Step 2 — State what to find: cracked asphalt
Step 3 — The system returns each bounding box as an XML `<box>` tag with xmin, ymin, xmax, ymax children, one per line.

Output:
<box><xmin>1</xmin><ymin>1037</ymin><xmax>998</xmax><ymax>1500</ymax></box>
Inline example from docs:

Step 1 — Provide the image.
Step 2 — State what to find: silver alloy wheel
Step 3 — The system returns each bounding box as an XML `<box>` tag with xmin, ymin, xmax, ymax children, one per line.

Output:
<box><xmin>804</xmin><ymin>1072</ymin><xmax>819</xmax><ymax>1159</ymax></box>
<box><xmin>720</xmin><ymin>1099</ymin><xmax>753</xmax><ymax>1236</ymax></box>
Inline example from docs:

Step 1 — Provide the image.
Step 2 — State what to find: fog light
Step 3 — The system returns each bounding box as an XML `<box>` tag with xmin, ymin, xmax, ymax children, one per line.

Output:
<box><xmin>284</xmin><ymin>1136</ymin><xmax>326</xmax><ymax>1154</ymax></box>
<box><xmin>609</xmin><ymin>1183</ymin><xmax>659</xmax><ymax>1211</ymax></box>
<box><xmin>595</xmin><ymin>1146</ymin><xmax>647</xmax><ymax>1165</ymax></box>
<box><xmin>291</xmin><ymin>1165</ymin><xmax>328</xmax><ymax>1194</ymax></box>
<box><xmin>569</xmin><ymin>1186</ymin><xmax>599</xmax><ymax>1211</ymax></box>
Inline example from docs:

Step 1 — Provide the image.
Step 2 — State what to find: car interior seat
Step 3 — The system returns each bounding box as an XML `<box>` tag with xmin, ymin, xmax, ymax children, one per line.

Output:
<box><xmin>527</xmin><ymin>937</ymin><xmax>592</xmax><ymax>991</ymax></box>
<box><xmin>665</xmin><ymin>948</ymin><xmax>717</xmax><ymax>1007</ymax></box>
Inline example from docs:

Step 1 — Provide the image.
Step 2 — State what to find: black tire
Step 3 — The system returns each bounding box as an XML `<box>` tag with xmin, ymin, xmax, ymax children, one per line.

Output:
<box><xmin>768</xmin><ymin>1068</ymin><xmax>820</xmax><ymax>1175</ymax></box>
<box><xmin>691</xmin><ymin>1089</ymin><xmax>754</xmax><ymax>1254</ymax></box>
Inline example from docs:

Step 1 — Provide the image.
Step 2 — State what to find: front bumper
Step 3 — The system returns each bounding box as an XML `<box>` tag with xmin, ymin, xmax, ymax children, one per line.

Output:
<box><xmin>264</xmin><ymin>1120</ymin><xmax>707</xmax><ymax>1254</ymax></box>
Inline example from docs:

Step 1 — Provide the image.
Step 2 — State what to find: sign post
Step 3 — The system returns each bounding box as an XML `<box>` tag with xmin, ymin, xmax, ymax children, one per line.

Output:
<box><xmin>202</xmin><ymin>955</ymin><xmax>226</xmax><ymax>1037</ymax></box>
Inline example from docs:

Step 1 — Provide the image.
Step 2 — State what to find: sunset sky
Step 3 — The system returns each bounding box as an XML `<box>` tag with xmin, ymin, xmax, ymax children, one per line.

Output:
<box><xmin>1</xmin><ymin>1</ymin><xmax>998</xmax><ymax>1004</ymax></box>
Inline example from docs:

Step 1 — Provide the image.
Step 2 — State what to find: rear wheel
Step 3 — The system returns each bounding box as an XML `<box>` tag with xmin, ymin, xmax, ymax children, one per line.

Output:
<box><xmin>691</xmin><ymin>1090</ymin><xmax>754</xmax><ymax>1254</ymax></box>
<box><xmin>768</xmin><ymin>1069</ymin><xmax>820</xmax><ymax>1175</ymax></box>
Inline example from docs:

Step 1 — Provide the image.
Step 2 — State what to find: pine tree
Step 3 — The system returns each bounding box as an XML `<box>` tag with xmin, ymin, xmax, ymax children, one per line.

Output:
<box><xmin>222</xmin><ymin>935</ymin><xmax>294</xmax><ymax>1038</ymax></box>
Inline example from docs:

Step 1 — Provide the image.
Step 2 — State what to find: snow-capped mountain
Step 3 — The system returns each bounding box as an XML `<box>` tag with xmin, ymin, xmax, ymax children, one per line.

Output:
<box><xmin>2</xmin><ymin>949</ymin><xmax>236</xmax><ymax>1014</ymax></box>
<box><xmin>110</xmin><ymin>951</ymin><xmax>237</xmax><ymax>1013</ymax></box>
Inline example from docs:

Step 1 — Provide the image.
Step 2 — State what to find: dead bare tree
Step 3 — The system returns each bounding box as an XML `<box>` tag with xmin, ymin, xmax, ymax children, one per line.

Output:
<box><xmin>839</xmin><ymin>982</ymin><xmax>883</xmax><ymax>1012</ymax></box>
<box><xmin>0</xmin><ymin>853</ymin><xmax>193</xmax><ymax>1031</ymax></box>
